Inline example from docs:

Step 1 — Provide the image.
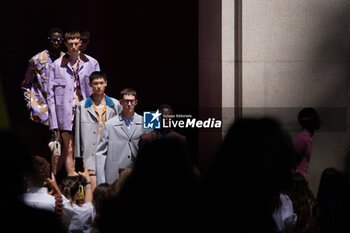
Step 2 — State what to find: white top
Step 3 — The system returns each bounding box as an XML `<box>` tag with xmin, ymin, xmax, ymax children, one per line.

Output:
<box><xmin>272</xmin><ymin>193</ymin><xmax>297</xmax><ymax>233</ymax></box>
<box><xmin>68</xmin><ymin>202</ymin><xmax>95</xmax><ymax>233</ymax></box>
<box><xmin>22</xmin><ymin>187</ymin><xmax>75</xmax><ymax>224</ymax></box>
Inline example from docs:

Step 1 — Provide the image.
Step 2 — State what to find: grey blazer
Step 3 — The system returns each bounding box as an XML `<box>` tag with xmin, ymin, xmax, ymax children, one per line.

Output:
<box><xmin>74</xmin><ymin>95</ymin><xmax>122</xmax><ymax>171</ymax></box>
<box><xmin>96</xmin><ymin>113</ymin><xmax>148</xmax><ymax>184</ymax></box>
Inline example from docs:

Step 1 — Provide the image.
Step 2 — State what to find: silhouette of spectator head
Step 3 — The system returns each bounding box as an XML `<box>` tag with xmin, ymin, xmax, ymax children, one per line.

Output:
<box><xmin>317</xmin><ymin>167</ymin><xmax>350</xmax><ymax>233</ymax></box>
<box><xmin>287</xmin><ymin>172</ymin><xmax>319</xmax><ymax>233</ymax></box>
<box><xmin>298</xmin><ymin>108</ymin><xmax>321</xmax><ymax>135</ymax></box>
<box><xmin>91</xmin><ymin>183</ymin><xmax>111</xmax><ymax>232</ymax></box>
<box><xmin>28</xmin><ymin>156</ymin><xmax>50</xmax><ymax>188</ymax></box>
<box><xmin>98</xmin><ymin>138</ymin><xmax>200</xmax><ymax>231</ymax></box>
<box><xmin>93</xmin><ymin>183</ymin><xmax>111</xmax><ymax>213</ymax></box>
<box><xmin>204</xmin><ymin>118</ymin><xmax>294</xmax><ymax>231</ymax></box>
<box><xmin>317</xmin><ymin>167</ymin><xmax>347</xmax><ymax>205</ymax></box>
<box><xmin>289</xmin><ymin>171</ymin><xmax>312</xmax><ymax>195</ymax></box>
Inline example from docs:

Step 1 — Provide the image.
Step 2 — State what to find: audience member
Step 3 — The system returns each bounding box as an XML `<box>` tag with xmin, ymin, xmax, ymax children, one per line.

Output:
<box><xmin>74</xmin><ymin>71</ymin><xmax>122</xmax><ymax>191</ymax></box>
<box><xmin>47</xmin><ymin>29</ymin><xmax>100</xmax><ymax>176</ymax></box>
<box><xmin>285</xmin><ymin>172</ymin><xmax>319</xmax><ymax>233</ymax></box>
<box><xmin>90</xmin><ymin>183</ymin><xmax>111</xmax><ymax>233</ymax></box>
<box><xmin>1</xmin><ymin>130</ymin><xmax>64</xmax><ymax>232</ymax></box>
<box><xmin>293</xmin><ymin>108</ymin><xmax>320</xmax><ymax>179</ymax></box>
<box><xmin>272</xmin><ymin>193</ymin><xmax>297</xmax><ymax>233</ymax></box>
<box><xmin>61</xmin><ymin>161</ymin><xmax>94</xmax><ymax>233</ymax></box>
<box><xmin>109</xmin><ymin>167</ymin><xmax>133</xmax><ymax>197</ymax></box>
<box><xmin>202</xmin><ymin>118</ymin><xmax>294</xmax><ymax>232</ymax></box>
<box><xmin>317</xmin><ymin>167</ymin><xmax>350</xmax><ymax>233</ymax></box>
<box><xmin>22</xmin><ymin>156</ymin><xmax>74</xmax><ymax>225</ymax></box>
<box><xmin>97</xmin><ymin>138</ymin><xmax>201</xmax><ymax>232</ymax></box>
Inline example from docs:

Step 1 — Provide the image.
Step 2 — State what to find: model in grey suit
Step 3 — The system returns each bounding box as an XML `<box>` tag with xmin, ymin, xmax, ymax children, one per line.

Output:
<box><xmin>74</xmin><ymin>95</ymin><xmax>122</xmax><ymax>172</ymax></box>
<box><xmin>96</xmin><ymin>88</ymin><xmax>149</xmax><ymax>184</ymax></box>
<box><xmin>96</xmin><ymin>112</ymin><xmax>148</xmax><ymax>184</ymax></box>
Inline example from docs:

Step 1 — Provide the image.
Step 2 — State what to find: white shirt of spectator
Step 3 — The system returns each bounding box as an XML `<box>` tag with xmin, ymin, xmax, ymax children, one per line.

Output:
<box><xmin>272</xmin><ymin>193</ymin><xmax>297</xmax><ymax>233</ymax></box>
<box><xmin>22</xmin><ymin>186</ymin><xmax>75</xmax><ymax>224</ymax></box>
<box><xmin>68</xmin><ymin>202</ymin><xmax>95</xmax><ymax>233</ymax></box>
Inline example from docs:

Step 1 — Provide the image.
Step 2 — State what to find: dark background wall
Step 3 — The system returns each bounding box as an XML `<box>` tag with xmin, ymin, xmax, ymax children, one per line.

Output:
<box><xmin>0</xmin><ymin>0</ymin><xmax>199</xmax><ymax>164</ymax></box>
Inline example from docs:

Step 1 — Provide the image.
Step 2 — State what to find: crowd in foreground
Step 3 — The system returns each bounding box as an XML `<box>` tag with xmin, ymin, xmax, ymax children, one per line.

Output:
<box><xmin>3</xmin><ymin>115</ymin><xmax>350</xmax><ymax>233</ymax></box>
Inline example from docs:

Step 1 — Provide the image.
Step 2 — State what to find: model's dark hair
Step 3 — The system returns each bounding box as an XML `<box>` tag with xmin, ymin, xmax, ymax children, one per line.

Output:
<box><xmin>120</xmin><ymin>88</ymin><xmax>137</xmax><ymax>99</ymax></box>
<box><xmin>64</xmin><ymin>30</ymin><xmax>81</xmax><ymax>41</ymax></box>
<box><xmin>89</xmin><ymin>71</ymin><xmax>107</xmax><ymax>83</ymax></box>
<box><xmin>48</xmin><ymin>27</ymin><xmax>63</xmax><ymax>37</ymax></box>
<box><xmin>78</xmin><ymin>28</ymin><xmax>90</xmax><ymax>38</ymax></box>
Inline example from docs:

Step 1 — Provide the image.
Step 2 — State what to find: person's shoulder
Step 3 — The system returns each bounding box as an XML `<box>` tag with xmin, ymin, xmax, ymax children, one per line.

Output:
<box><xmin>134</xmin><ymin>112</ymin><xmax>142</xmax><ymax>118</ymax></box>
<box><xmin>78</xmin><ymin>98</ymin><xmax>89</xmax><ymax>108</ymax></box>
<box><xmin>109</xmin><ymin>97</ymin><xmax>119</xmax><ymax>103</ymax></box>
<box><xmin>105</xmin><ymin>96</ymin><xmax>120</xmax><ymax>106</ymax></box>
<box><xmin>51</xmin><ymin>55</ymin><xmax>64</xmax><ymax>66</ymax></box>
<box><xmin>83</xmin><ymin>53</ymin><xmax>99</xmax><ymax>63</ymax></box>
<box><xmin>293</xmin><ymin>129</ymin><xmax>310</xmax><ymax>142</ymax></box>
<box><xmin>140</xmin><ymin>131</ymin><xmax>154</xmax><ymax>140</ymax></box>
<box><xmin>105</xmin><ymin>114</ymin><xmax>122</xmax><ymax>125</ymax></box>
<box><xmin>29</xmin><ymin>50</ymin><xmax>47</xmax><ymax>63</ymax></box>
<box><xmin>79</xmin><ymin>202</ymin><xmax>94</xmax><ymax>212</ymax></box>
<box><xmin>134</xmin><ymin>112</ymin><xmax>143</xmax><ymax>123</ymax></box>
<box><xmin>72</xmin><ymin>201</ymin><xmax>93</xmax><ymax>211</ymax></box>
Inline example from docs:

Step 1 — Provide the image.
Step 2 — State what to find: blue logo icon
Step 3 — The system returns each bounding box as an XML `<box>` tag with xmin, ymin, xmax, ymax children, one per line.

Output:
<box><xmin>143</xmin><ymin>110</ymin><xmax>162</xmax><ymax>129</ymax></box>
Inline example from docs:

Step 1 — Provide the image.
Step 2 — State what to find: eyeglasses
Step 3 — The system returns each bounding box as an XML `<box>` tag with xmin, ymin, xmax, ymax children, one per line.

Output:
<box><xmin>48</xmin><ymin>37</ymin><xmax>64</xmax><ymax>44</ymax></box>
<box><xmin>81</xmin><ymin>38</ymin><xmax>89</xmax><ymax>43</ymax></box>
<box><xmin>122</xmin><ymin>99</ymin><xmax>136</xmax><ymax>105</ymax></box>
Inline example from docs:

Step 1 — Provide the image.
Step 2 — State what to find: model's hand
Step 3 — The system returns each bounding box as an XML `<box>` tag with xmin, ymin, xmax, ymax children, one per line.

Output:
<box><xmin>50</xmin><ymin>129</ymin><xmax>60</xmax><ymax>141</ymax></box>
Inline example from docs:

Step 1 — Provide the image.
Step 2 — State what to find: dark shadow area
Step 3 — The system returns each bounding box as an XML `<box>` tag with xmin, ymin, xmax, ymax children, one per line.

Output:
<box><xmin>202</xmin><ymin>118</ymin><xmax>294</xmax><ymax>232</ymax></box>
<box><xmin>0</xmin><ymin>129</ymin><xmax>64</xmax><ymax>232</ymax></box>
<box><xmin>98</xmin><ymin>137</ymin><xmax>201</xmax><ymax>231</ymax></box>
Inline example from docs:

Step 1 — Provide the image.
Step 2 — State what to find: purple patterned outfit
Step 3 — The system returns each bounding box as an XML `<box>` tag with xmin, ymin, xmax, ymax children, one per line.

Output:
<box><xmin>21</xmin><ymin>50</ymin><xmax>64</xmax><ymax>125</ymax></box>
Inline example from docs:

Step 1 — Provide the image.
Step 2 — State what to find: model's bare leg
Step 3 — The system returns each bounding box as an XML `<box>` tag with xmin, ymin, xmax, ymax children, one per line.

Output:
<box><xmin>61</xmin><ymin>131</ymin><xmax>77</xmax><ymax>176</ymax></box>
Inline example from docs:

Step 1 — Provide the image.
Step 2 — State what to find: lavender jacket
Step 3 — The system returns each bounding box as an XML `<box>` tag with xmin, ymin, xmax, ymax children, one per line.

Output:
<box><xmin>47</xmin><ymin>53</ymin><xmax>100</xmax><ymax>130</ymax></box>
